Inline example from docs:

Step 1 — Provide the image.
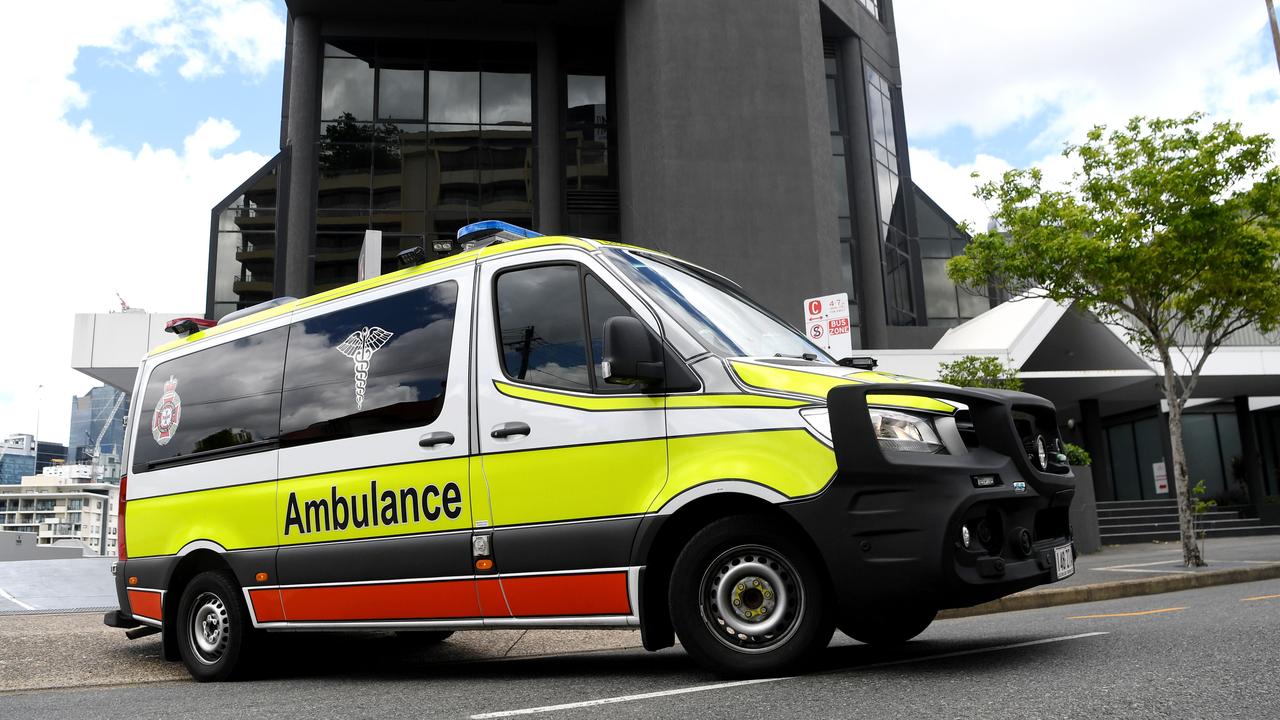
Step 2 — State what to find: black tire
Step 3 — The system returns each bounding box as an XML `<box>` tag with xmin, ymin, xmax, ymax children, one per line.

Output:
<box><xmin>839</xmin><ymin>605</ymin><xmax>936</xmax><ymax>646</ymax></box>
<box><xmin>175</xmin><ymin>570</ymin><xmax>257</xmax><ymax>682</ymax></box>
<box><xmin>669</xmin><ymin>515</ymin><xmax>833</xmax><ymax>678</ymax></box>
<box><xmin>393</xmin><ymin>630</ymin><xmax>454</xmax><ymax>645</ymax></box>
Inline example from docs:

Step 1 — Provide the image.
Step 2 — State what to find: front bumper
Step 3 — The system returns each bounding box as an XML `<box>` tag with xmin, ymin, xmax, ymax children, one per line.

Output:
<box><xmin>784</xmin><ymin>383</ymin><xmax>1075</xmax><ymax>613</ymax></box>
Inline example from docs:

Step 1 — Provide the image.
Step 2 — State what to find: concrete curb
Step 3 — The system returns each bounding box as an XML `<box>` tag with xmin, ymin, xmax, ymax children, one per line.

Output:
<box><xmin>937</xmin><ymin>562</ymin><xmax>1280</xmax><ymax>620</ymax></box>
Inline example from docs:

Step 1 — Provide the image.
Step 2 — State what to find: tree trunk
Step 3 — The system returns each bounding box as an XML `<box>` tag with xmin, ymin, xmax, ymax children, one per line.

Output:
<box><xmin>1159</xmin><ymin>348</ymin><xmax>1205</xmax><ymax>567</ymax></box>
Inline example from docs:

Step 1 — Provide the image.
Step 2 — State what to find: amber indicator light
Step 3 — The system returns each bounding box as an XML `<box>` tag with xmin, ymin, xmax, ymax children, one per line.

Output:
<box><xmin>128</xmin><ymin>576</ymin><xmax>138</xmax><ymax>586</ymax></box>
<box><xmin>255</xmin><ymin>572</ymin><xmax>269</xmax><ymax>582</ymax></box>
<box><xmin>475</xmin><ymin>559</ymin><xmax>494</xmax><ymax>571</ymax></box>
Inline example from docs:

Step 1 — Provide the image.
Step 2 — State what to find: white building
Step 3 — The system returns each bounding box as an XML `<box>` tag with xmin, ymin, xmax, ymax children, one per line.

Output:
<box><xmin>0</xmin><ymin>465</ymin><xmax>119</xmax><ymax>556</ymax></box>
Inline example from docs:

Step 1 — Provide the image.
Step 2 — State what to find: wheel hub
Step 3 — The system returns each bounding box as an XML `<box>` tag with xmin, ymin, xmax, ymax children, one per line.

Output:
<box><xmin>700</xmin><ymin>545</ymin><xmax>804</xmax><ymax>654</ymax></box>
<box><xmin>189</xmin><ymin>592</ymin><xmax>230</xmax><ymax>665</ymax></box>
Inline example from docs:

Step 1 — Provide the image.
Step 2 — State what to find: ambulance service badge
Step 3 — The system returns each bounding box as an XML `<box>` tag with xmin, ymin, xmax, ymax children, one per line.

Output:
<box><xmin>152</xmin><ymin>375</ymin><xmax>182</xmax><ymax>446</ymax></box>
<box><xmin>335</xmin><ymin>326</ymin><xmax>395</xmax><ymax>411</ymax></box>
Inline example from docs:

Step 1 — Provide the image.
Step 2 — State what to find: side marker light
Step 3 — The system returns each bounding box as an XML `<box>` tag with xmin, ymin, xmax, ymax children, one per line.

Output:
<box><xmin>128</xmin><ymin>576</ymin><xmax>138</xmax><ymax>586</ymax></box>
<box><xmin>475</xmin><ymin>559</ymin><xmax>494</xmax><ymax>571</ymax></box>
<box><xmin>255</xmin><ymin>572</ymin><xmax>269</xmax><ymax>583</ymax></box>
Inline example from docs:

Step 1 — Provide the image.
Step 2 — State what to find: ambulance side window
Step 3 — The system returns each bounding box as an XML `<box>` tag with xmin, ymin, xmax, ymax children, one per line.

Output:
<box><xmin>495</xmin><ymin>264</ymin><xmax>592</xmax><ymax>391</ymax></box>
<box><xmin>131</xmin><ymin>327</ymin><xmax>289</xmax><ymax>473</ymax></box>
<box><xmin>584</xmin><ymin>274</ymin><xmax>641</xmax><ymax>393</ymax></box>
<box><xmin>279</xmin><ymin>281</ymin><xmax>458</xmax><ymax>446</ymax></box>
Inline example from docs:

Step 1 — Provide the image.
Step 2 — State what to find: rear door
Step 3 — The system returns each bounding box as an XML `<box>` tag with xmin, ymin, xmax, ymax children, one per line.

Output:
<box><xmin>271</xmin><ymin>265</ymin><xmax>476</xmax><ymax>627</ymax></box>
<box><xmin>474</xmin><ymin>250</ymin><xmax>669</xmax><ymax>622</ymax></box>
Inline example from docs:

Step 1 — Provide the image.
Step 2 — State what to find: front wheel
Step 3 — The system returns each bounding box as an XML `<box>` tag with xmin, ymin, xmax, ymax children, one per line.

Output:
<box><xmin>176</xmin><ymin>570</ymin><xmax>257</xmax><ymax>682</ymax></box>
<box><xmin>839</xmin><ymin>605</ymin><xmax>936</xmax><ymax>646</ymax></box>
<box><xmin>669</xmin><ymin>516</ymin><xmax>833</xmax><ymax>678</ymax></box>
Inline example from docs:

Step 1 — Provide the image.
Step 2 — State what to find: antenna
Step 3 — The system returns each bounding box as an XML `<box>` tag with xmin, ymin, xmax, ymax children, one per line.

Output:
<box><xmin>115</xmin><ymin>292</ymin><xmax>130</xmax><ymax>312</ymax></box>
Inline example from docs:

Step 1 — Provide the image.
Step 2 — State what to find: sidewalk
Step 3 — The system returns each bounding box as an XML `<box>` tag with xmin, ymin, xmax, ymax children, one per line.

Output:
<box><xmin>939</xmin><ymin>535</ymin><xmax>1280</xmax><ymax>619</ymax></box>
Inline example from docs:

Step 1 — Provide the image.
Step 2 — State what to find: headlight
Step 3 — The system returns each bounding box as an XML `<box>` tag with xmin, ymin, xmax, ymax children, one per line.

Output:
<box><xmin>870</xmin><ymin>408</ymin><xmax>944</xmax><ymax>453</ymax></box>
<box><xmin>799</xmin><ymin>406</ymin><xmax>945</xmax><ymax>453</ymax></box>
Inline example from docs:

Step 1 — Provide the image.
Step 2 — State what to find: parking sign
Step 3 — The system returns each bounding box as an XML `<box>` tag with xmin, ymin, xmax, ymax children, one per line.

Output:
<box><xmin>803</xmin><ymin>292</ymin><xmax>853</xmax><ymax>359</ymax></box>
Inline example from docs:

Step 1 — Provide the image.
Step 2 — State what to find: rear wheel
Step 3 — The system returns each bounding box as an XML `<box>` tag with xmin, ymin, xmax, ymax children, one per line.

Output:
<box><xmin>839</xmin><ymin>605</ymin><xmax>936</xmax><ymax>646</ymax></box>
<box><xmin>176</xmin><ymin>570</ymin><xmax>256</xmax><ymax>682</ymax></box>
<box><xmin>669</xmin><ymin>516</ymin><xmax>833</xmax><ymax>678</ymax></box>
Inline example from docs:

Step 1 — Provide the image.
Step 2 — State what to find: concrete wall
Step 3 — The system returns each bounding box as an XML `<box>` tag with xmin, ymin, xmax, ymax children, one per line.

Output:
<box><xmin>617</xmin><ymin>0</ymin><xmax>844</xmax><ymax>323</ymax></box>
<box><xmin>0</xmin><ymin>531</ymin><xmax>84</xmax><ymax>562</ymax></box>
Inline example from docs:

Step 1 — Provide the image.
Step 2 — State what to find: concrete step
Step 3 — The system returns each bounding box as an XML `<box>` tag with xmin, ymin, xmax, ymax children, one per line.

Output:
<box><xmin>1100</xmin><ymin>524</ymin><xmax>1280</xmax><ymax>545</ymax></box>
<box><xmin>1100</xmin><ymin>518</ymin><xmax>1263</xmax><ymax>533</ymax></box>
<box><xmin>1098</xmin><ymin>512</ymin><xmax>1243</xmax><ymax>527</ymax></box>
<box><xmin>1096</xmin><ymin>499</ymin><xmax>1178</xmax><ymax>511</ymax></box>
<box><xmin>1098</xmin><ymin>506</ymin><xmax>1188</xmax><ymax>519</ymax></box>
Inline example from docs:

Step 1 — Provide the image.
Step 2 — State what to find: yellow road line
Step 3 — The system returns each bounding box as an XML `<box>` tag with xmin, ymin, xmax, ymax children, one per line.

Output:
<box><xmin>1240</xmin><ymin>594</ymin><xmax>1280</xmax><ymax>602</ymax></box>
<box><xmin>1068</xmin><ymin>607</ymin><xmax>1187</xmax><ymax>620</ymax></box>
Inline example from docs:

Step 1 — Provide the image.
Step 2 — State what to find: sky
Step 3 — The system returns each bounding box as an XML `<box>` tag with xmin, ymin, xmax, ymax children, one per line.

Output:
<box><xmin>0</xmin><ymin>1</ymin><xmax>1277</xmax><ymax>446</ymax></box>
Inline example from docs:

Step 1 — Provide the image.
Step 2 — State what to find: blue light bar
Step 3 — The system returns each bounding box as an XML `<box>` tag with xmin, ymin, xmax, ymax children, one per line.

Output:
<box><xmin>456</xmin><ymin>220</ymin><xmax>542</xmax><ymax>245</ymax></box>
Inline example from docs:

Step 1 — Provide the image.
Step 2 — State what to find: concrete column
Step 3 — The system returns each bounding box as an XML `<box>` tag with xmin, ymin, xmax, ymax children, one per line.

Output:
<box><xmin>1234</xmin><ymin>395</ymin><xmax>1267</xmax><ymax>512</ymax></box>
<box><xmin>1079</xmin><ymin>398</ymin><xmax>1114</xmax><ymax>502</ymax></box>
<box><xmin>839</xmin><ymin>35</ymin><xmax>889</xmax><ymax>348</ymax></box>
<box><xmin>535</xmin><ymin>23</ymin><xmax>562</xmax><ymax>234</ymax></box>
<box><xmin>283</xmin><ymin>14</ymin><xmax>321</xmax><ymax>299</ymax></box>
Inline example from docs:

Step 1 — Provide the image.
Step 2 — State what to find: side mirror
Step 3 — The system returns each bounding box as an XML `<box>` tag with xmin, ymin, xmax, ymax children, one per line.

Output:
<box><xmin>602</xmin><ymin>316</ymin><xmax>664</xmax><ymax>386</ymax></box>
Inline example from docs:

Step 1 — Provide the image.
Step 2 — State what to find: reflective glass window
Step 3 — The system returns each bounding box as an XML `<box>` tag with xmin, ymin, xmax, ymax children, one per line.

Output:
<box><xmin>429</xmin><ymin>70</ymin><xmax>480</xmax><ymax>124</ymax></box>
<box><xmin>482</xmin><ymin>72</ymin><xmax>532</xmax><ymax>124</ymax></box>
<box><xmin>321</xmin><ymin>58</ymin><xmax>375</xmax><ymax>121</ymax></box>
<box><xmin>495</xmin><ymin>265</ymin><xmax>591</xmax><ymax>391</ymax></box>
<box><xmin>131</xmin><ymin>328</ymin><xmax>288</xmax><ymax>473</ymax></box>
<box><xmin>823</xmin><ymin>44</ymin><xmax>860</xmax><ymax>345</ymax></box>
<box><xmin>280</xmin><ymin>281</ymin><xmax>458</xmax><ymax>445</ymax></box>
<box><xmin>379</xmin><ymin>68</ymin><xmax>425</xmax><ymax>120</ymax></box>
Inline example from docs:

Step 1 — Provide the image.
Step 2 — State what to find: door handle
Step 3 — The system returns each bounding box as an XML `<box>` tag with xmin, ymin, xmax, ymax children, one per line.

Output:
<box><xmin>490</xmin><ymin>421</ymin><xmax>531</xmax><ymax>439</ymax></box>
<box><xmin>418</xmin><ymin>431</ymin><xmax>455</xmax><ymax>448</ymax></box>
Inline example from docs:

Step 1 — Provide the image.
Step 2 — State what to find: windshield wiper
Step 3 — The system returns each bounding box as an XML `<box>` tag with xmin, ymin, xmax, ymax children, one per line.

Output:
<box><xmin>774</xmin><ymin>352</ymin><xmax>818</xmax><ymax>361</ymax></box>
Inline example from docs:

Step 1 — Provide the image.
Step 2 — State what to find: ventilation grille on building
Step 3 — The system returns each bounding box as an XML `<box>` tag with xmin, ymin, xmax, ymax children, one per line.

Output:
<box><xmin>566</xmin><ymin>189</ymin><xmax>620</xmax><ymax>214</ymax></box>
<box><xmin>823</xmin><ymin>39</ymin><xmax>839</xmax><ymax>59</ymax></box>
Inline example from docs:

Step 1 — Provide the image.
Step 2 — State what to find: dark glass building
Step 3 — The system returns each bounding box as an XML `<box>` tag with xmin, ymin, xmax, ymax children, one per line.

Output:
<box><xmin>66</xmin><ymin>385</ymin><xmax>128</xmax><ymax>481</ymax></box>
<box><xmin>208</xmin><ymin>0</ymin><xmax>991</xmax><ymax>350</ymax></box>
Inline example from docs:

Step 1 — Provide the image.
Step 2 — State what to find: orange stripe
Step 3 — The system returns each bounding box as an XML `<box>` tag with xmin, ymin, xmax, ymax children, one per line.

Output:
<box><xmin>477</xmin><ymin>578</ymin><xmax>509</xmax><ymax>617</ymax></box>
<box><xmin>501</xmin><ymin>572</ymin><xmax>630</xmax><ymax>617</ymax></box>
<box><xmin>248</xmin><ymin>588</ymin><xmax>286</xmax><ymax>622</ymax></box>
<box><xmin>280</xmin><ymin>579</ymin><xmax>481</xmax><ymax>622</ymax></box>
<box><xmin>127</xmin><ymin>589</ymin><xmax>163</xmax><ymax>622</ymax></box>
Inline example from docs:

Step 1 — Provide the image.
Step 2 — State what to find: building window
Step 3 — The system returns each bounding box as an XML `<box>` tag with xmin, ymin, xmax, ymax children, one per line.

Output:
<box><xmin>317</xmin><ymin>39</ymin><xmax>535</xmax><ymax>292</ymax></box>
<box><xmin>864</xmin><ymin>63</ymin><xmax>917</xmax><ymax>326</ymax></box>
<box><xmin>210</xmin><ymin>155</ymin><xmax>282</xmax><ymax>320</ymax></box>
<box><xmin>823</xmin><ymin>44</ymin><xmax>861</xmax><ymax>348</ymax></box>
<box><xmin>917</xmin><ymin>191</ymin><xmax>992</xmax><ymax>327</ymax></box>
<box><xmin>856</xmin><ymin>0</ymin><xmax>881</xmax><ymax>20</ymax></box>
<box><xmin>563</xmin><ymin>73</ymin><xmax>619</xmax><ymax>238</ymax></box>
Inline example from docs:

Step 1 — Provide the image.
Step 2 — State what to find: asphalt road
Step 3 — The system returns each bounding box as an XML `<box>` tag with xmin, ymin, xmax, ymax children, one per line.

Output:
<box><xmin>2</xmin><ymin>579</ymin><xmax>1278</xmax><ymax>719</ymax></box>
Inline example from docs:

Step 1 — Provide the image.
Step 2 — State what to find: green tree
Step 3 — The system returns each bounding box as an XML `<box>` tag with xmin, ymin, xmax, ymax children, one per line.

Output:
<box><xmin>936</xmin><ymin>354</ymin><xmax>1023</xmax><ymax>391</ymax></box>
<box><xmin>948</xmin><ymin>115</ymin><xmax>1280</xmax><ymax>567</ymax></box>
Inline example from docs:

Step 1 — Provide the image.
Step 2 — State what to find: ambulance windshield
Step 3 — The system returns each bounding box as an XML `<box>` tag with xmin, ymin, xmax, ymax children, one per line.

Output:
<box><xmin>606</xmin><ymin>250</ymin><xmax>834</xmax><ymax>363</ymax></box>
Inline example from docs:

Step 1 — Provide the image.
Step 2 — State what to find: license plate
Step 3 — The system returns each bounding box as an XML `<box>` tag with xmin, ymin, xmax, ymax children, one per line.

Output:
<box><xmin>1053</xmin><ymin>543</ymin><xmax>1075</xmax><ymax>580</ymax></box>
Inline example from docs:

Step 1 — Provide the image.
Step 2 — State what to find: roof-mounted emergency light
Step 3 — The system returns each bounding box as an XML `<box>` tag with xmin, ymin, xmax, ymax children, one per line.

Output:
<box><xmin>455</xmin><ymin>220</ymin><xmax>542</xmax><ymax>251</ymax></box>
<box><xmin>164</xmin><ymin>317</ymin><xmax>217</xmax><ymax>337</ymax></box>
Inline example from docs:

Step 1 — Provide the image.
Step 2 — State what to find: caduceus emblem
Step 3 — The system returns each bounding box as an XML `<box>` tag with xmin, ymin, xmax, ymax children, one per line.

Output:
<box><xmin>335</xmin><ymin>326</ymin><xmax>395</xmax><ymax>411</ymax></box>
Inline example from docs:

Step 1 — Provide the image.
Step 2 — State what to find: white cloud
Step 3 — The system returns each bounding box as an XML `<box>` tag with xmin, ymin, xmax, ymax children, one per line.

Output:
<box><xmin>0</xmin><ymin>1</ymin><xmax>283</xmax><ymax>446</ymax></box>
<box><xmin>898</xmin><ymin>2</ymin><xmax>1280</xmax><ymax>228</ymax></box>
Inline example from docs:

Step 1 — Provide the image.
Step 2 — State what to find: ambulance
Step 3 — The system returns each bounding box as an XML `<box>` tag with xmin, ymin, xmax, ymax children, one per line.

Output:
<box><xmin>105</xmin><ymin>221</ymin><xmax>1077</xmax><ymax>681</ymax></box>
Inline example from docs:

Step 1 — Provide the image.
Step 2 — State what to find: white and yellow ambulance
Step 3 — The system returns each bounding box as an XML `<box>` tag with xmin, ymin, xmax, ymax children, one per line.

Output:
<box><xmin>105</xmin><ymin>221</ymin><xmax>1077</xmax><ymax>681</ymax></box>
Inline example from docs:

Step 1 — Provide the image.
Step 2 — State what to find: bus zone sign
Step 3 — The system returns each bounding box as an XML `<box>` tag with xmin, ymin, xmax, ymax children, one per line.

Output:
<box><xmin>804</xmin><ymin>292</ymin><xmax>853</xmax><ymax>359</ymax></box>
